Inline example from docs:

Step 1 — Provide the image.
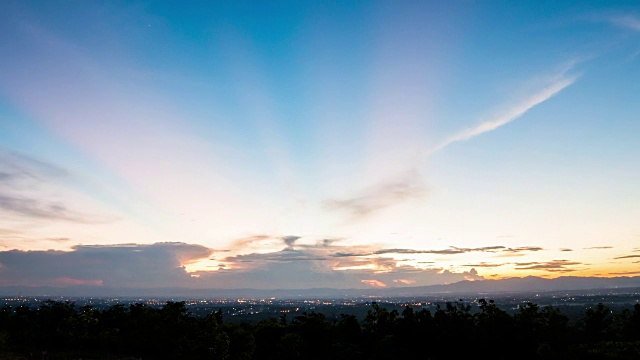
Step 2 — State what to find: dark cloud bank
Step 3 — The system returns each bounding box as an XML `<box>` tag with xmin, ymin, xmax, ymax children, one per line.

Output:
<box><xmin>1</xmin><ymin>238</ymin><xmax>634</xmax><ymax>297</ymax></box>
<box><xmin>0</xmin><ymin>242</ymin><xmax>210</xmax><ymax>289</ymax></box>
<box><xmin>0</xmin><ymin>240</ymin><xmax>496</xmax><ymax>294</ymax></box>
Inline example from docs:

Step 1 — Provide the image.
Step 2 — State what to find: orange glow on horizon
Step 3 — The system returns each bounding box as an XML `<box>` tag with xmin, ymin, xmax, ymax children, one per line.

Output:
<box><xmin>361</xmin><ymin>279</ymin><xmax>387</xmax><ymax>287</ymax></box>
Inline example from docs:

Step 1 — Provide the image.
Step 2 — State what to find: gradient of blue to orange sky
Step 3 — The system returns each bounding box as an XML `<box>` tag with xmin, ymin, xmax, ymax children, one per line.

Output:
<box><xmin>0</xmin><ymin>1</ymin><xmax>639</xmax><ymax>291</ymax></box>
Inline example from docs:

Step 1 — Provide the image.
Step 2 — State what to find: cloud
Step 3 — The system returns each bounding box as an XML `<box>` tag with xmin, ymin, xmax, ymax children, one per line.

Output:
<box><xmin>224</xmin><ymin>249</ymin><xmax>330</xmax><ymax>263</ymax></box>
<box><xmin>316</xmin><ymin>238</ymin><xmax>342</xmax><ymax>247</ymax></box>
<box><xmin>325</xmin><ymin>63</ymin><xmax>577</xmax><ymax>224</ymax></box>
<box><xmin>393</xmin><ymin>279</ymin><xmax>416</xmax><ymax>285</ymax></box>
<box><xmin>584</xmin><ymin>246</ymin><xmax>613</xmax><ymax>250</ymax></box>
<box><xmin>503</xmin><ymin>246</ymin><xmax>544</xmax><ymax>252</ymax></box>
<box><xmin>324</xmin><ymin>170</ymin><xmax>427</xmax><ymax>218</ymax></box>
<box><xmin>201</xmin><ymin>241</ymin><xmax>487</xmax><ymax>289</ymax></box>
<box><xmin>231</xmin><ymin>234</ymin><xmax>309</xmax><ymax>251</ymax></box>
<box><xmin>0</xmin><ymin>239</ymin><xmax>490</xmax><ymax>290</ymax></box>
<box><xmin>609</xmin><ymin>271</ymin><xmax>640</xmax><ymax>275</ymax></box>
<box><xmin>492</xmin><ymin>253</ymin><xmax>526</xmax><ymax>258</ymax></box>
<box><xmin>231</xmin><ymin>235</ymin><xmax>272</xmax><ymax>248</ymax></box>
<box><xmin>0</xmin><ymin>228</ymin><xmax>24</xmax><ymax>236</ymax></box>
<box><xmin>464</xmin><ymin>269</ymin><xmax>482</xmax><ymax>281</ymax></box>
<box><xmin>0</xmin><ymin>149</ymin><xmax>68</xmax><ymax>184</ymax></box>
<box><xmin>346</xmin><ymin>266</ymin><xmax>484</xmax><ymax>289</ymax></box>
<box><xmin>0</xmin><ymin>229</ymin><xmax>74</xmax><ymax>248</ymax></box>
<box><xmin>53</xmin><ymin>277</ymin><xmax>103</xmax><ymax>286</ymax></box>
<box><xmin>560</xmin><ymin>248</ymin><xmax>573</xmax><ymax>252</ymax></box>
<box><xmin>377</xmin><ymin>245</ymin><xmax>506</xmax><ymax>255</ymax></box>
<box><xmin>613</xmin><ymin>255</ymin><xmax>640</xmax><ymax>260</ymax></box>
<box><xmin>514</xmin><ymin>259</ymin><xmax>582</xmax><ymax>272</ymax></box>
<box><xmin>361</xmin><ymin>279</ymin><xmax>387</xmax><ymax>287</ymax></box>
<box><xmin>0</xmin><ymin>242</ymin><xmax>212</xmax><ymax>288</ymax></box>
<box><xmin>461</xmin><ymin>262</ymin><xmax>506</xmax><ymax>268</ymax></box>
<box><xmin>335</xmin><ymin>245</ymin><xmax>541</xmax><ymax>257</ymax></box>
<box><xmin>0</xmin><ymin>195</ymin><xmax>96</xmax><ymax>223</ymax></box>
<box><xmin>46</xmin><ymin>237</ymin><xmax>70</xmax><ymax>242</ymax></box>
<box><xmin>199</xmin><ymin>256</ymin><xmax>348</xmax><ymax>289</ymax></box>
<box><xmin>430</xmin><ymin>68</ymin><xmax>578</xmax><ymax>153</ymax></box>
<box><xmin>282</xmin><ymin>235</ymin><xmax>301</xmax><ymax>249</ymax></box>
<box><xmin>0</xmin><ymin>149</ymin><xmax>109</xmax><ymax>224</ymax></box>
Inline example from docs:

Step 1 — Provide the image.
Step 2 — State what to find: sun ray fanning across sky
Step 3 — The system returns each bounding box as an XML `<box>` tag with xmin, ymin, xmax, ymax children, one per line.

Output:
<box><xmin>0</xmin><ymin>1</ymin><xmax>639</xmax><ymax>290</ymax></box>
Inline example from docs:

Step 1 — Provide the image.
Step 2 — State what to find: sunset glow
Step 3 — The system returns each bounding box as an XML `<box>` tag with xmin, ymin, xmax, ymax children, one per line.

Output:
<box><xmin>1</xmin><ymin>1</ymin><xmax>639</xmax><ymax>290</ymax></box>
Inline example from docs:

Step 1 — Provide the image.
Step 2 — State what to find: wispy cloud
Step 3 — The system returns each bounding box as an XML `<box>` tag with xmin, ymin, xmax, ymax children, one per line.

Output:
<box><xmin>430</xmin><ymin>69</ymin><xmax>578</xmax><ymax>154</ymax></box>
<box><xmin>318</xmin><ymin>57</ymin><xmax>582</xmax><ymax>232</ymax></box>
<box><xmin>226</xmin><ymin>250</ymin><xmax>330</xmax><ymax>263</ymax></box>
<box><xmin>230</xmin><ymin>234</ymin><xmax>310</xmax><ymax>252</ymax></box>
<box><xmin>492</xmin><ymin>253</ymin><xmax>526</xmax><ymax>258</ymax></box>
<box><xmin>324</xmin><ymin>64</ymin><xmax>579</xmax><ymax>222</ymax></box>
<box><xmin>514</xmin><ymin>259</ymin><xmax>582</xmax><ymax>272</ymax></box>
<box><xmin>0</xmin><ymin>195</ymin><xmax>94</xmax><ymax>223</ymax></box>
<box><xmin>613</xmin><ymin>255</ymin><xmax>640</xmax><ymax>260</ymax></box>
<box><xmin>584</xmin><ymin>246</ymin><xmax>613</xmax><ymax>250</ymax></box>
<box><xmin>609</xmin><ymin>270</ymin><xmax>640</xmax><ymax>275</ymax></box>
<box><xmin>231</xmin><ymin>235</ymin><xmax>272</xmax><ymax>248</ymax></box>
<box><xmin>0</xmin><ymin>229</ymin><xmax>73</xmax><ymax>248</ymax></box>
<box><xmin>318</xmin><ymin>238</ymin><xmax>342</xmax><ymax>247</ymax></box>
<box><xmin>0</xmin><ymin>149</ymin><xmax>110</xmax><ymax>224</ymax></box>
<box><xmin>0</xmin><ymin>149</ymin><xmax>68</xmax><ymax>183</ymax></box>
<box><xmin>503</xmin><ymin>246</ymin><xmax>544</xmax><ymax>253</ymax></box>
<box><xmin>334</xmin><ymin>245</ymin><xmax>542</xmax><ymax>257</ymax></box>
<box><xmin>325</xmin><ymin>170</ymin><xmax>427</xmax><ymax>218</ymax></box>
<box><xmin>0</xmin><ymin>228</ymin><xmax>24</xmax><ymax>237</ymax></box>
<box><xmin>0</xmin><ymin>150</ymin><xmax>67</xmax><ymax>208</ymax></box>
<box><xmin>375</xmin><ymin>245</ymin><xmax>506</xmax><ymax>255</ymax></box>
<box><xmin>461</xmin><ymin>262</ymin><xmax>506</xmax><ymax>268</ymax></box>
<box><xmin>46</xmin><ymin>237</ymin><xmax>71</xmax><ymax>242</ymax></box>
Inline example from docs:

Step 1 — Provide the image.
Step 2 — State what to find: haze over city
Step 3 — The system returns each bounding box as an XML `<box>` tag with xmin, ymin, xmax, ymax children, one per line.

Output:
<box><xmin>1</xmin><ymin>1</ymin><xmax>639</xmax><ymax>293</ymax></box>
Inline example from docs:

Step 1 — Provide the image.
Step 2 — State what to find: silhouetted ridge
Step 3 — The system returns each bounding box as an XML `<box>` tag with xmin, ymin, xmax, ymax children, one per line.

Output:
<box><xmin>2</xmin><ymin>275</ymin><xmax>639</xmax><ymax>298</ymax></box>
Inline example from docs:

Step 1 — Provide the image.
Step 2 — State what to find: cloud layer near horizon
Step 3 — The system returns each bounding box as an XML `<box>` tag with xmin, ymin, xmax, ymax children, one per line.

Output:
<box><xmin>0</xmin><ymin>241</ymin><xmax>490</xmax><ymax>290</ymax></box>
<box><xmin>0</xmin><ymin>235</ymin><xmax>579</xmax><ymax>290</ymax></box>
<box><xmin>0</xmin><ymin>242</ymin><xmax>211</xmax><ymax>288</ymax></box>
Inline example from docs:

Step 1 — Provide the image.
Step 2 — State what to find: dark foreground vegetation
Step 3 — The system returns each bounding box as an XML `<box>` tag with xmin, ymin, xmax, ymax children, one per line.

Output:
<box><xmin>1</xmin><ymin>299</ymin><xmax>639</xmax><ymax>360</ymax></box>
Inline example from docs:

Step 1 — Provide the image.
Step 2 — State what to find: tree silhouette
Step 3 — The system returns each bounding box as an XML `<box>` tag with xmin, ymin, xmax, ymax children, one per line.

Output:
<box><xmin>583</xmin><ymin>303</ymin><xmax>612</xmax><ymax>342</ymax></box>
<box><xmin>1</xmin><ymin>299</ymin><xmax>639</xmax><ymax>359</ymax></box>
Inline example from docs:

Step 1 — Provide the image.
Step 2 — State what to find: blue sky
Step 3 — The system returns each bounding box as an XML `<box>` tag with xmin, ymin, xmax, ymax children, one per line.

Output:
<box><xmin>0</xmin><ymin>1</ymin><xmax>639</xmax><ymax>290</ymax></box>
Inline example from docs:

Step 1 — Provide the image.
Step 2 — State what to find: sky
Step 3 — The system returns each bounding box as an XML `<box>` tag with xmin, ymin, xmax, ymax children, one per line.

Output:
<box><xmin>1</xmin><ymin>0</ymin><xmax>639</xmax><ymax>291</ymax></box>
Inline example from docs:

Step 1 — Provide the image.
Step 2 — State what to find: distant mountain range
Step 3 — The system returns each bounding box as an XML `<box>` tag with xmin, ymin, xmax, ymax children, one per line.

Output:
<box><xmin>2</xmin><ymin>275</ymin><xmax>640</xmax><ymax>299</ymax></box>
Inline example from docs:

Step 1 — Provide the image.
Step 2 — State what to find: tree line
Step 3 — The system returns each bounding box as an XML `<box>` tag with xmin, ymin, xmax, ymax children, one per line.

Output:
<box><xmin>0</xmin><ymin>299</ymin><xmax>639</xmax><ymax>359</ymax></box>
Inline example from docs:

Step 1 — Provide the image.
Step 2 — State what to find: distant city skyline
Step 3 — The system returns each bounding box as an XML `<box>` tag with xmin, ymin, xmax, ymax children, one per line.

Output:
<box><xmin>1</xmin><ymin>1</ymin><xmax>639</xmax><ymax>290</ymax></box>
